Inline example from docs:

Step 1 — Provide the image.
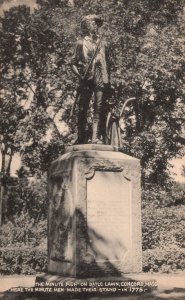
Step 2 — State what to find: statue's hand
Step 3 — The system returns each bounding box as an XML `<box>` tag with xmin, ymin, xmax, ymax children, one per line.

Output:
<box><xmin>79</xmin><ymin>77</ymin><xmax>88</xmax><ymax>88</ymax></box>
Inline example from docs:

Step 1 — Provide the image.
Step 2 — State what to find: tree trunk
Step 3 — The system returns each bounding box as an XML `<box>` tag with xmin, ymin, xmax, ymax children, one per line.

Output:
<box><xmin>0</xmin><ymin>150</ymin><xmax>6</xmax><ymax>225</ymax></box>
<box><xmin>1</xmin><ymin>150</ymin><xmax>6</xmax><ymax>174</ymax></box>
<box><xmin>0</xmin><ymin>147</ymin><xmax>10</xmax><ymax>225</ymax></box>
<box><xmin>6</xmin><ymin>151</ymin><xmax>13</xmax><ymax>176</ymax></box>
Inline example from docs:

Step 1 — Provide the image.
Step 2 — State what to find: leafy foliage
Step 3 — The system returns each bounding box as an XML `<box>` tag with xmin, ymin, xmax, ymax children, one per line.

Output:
<box><xmin>0</xmin><ymin>247</ymin><xmax>47</xmax><ymax>275</ymax></box>
<box><xmin>142</xmin><ymin>182</ymin><xmax>185</xmax><ymax>208</ymax></box>
<box><xmin>0</xmin><ymin>217</ymin><xmax>47</xmax><ymax>248</ymax></box>
<box><xmin>4</xmin><ymin>176</ymin><xmax>48</xmax><ymax>222</ymax></box>
<box><xmin>142</xmin><ymin>198</ymin><xmax>185</xmax><ymax>272</ymax></box>
<box><xmin>0</xmin><ymin>182</ymin><xmax>47</xmax><ymax>275</ymax></box>
<box><xmin>143</xmin><ymin>246</ymin><xmax>185</xmax><ymax>273</ymax></box>
<box><xmin>0</xmin><ymin>0</ymin><xmax>185</xmax><ymax>182</ymax></box>
<box><xmin>142</xmin><ymin>204</ymin><xmax>185</xmax><ymax>249</ymax></box>
<box><xmin>0</xmin><ymin>0</ymin><xmax>185</xmax><ymax>275</ymax></box>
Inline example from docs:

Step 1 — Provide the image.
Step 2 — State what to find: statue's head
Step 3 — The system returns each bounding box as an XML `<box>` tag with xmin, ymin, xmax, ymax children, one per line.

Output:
<box><xmin>81</xmin><ymin>14</ymin><xmax>104</xmax><ymax>35</ymax></box>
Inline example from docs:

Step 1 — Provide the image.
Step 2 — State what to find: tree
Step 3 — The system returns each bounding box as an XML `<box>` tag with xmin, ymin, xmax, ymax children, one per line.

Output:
<box><xmin>0</xmin><ymin>0</ymin><xmax>185</xmax><ymax>187</ymax></box>
<box><xmin>182</xmin><ymin>165</ymin><xmax>185</xmax><ymax>178</ymax></box>
<box><xmin>0</xmin><ymin>5</ymin><xmax>71</xmax><ymax>176</ymax></box>
<box><xmin>31</xmin><ymin>0</ymin><xmax>185</xmax><ymax>186</ymax></box>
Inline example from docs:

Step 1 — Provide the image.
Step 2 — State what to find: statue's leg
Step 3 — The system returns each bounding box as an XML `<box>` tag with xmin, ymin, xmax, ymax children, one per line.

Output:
<box><xmin>77</xmin><ymin>86</ymin><xmax>92</xmax><ymax>144</ymax></box>
<box><xmin>92</xmin><ymin>89</ymin><xmax>104</xmax><ymax>143</ymax></box>
<box><xmin>99</xmin><ymin>92</ymin><xmax>107</xmax><ymax>144</ymax></box>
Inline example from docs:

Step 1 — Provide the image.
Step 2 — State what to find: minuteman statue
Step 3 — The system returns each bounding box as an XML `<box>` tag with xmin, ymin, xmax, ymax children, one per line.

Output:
<box><xmin>71</xmin><ymin>14</ymin><xmax>112</xmax><ymax>144</ymax></box>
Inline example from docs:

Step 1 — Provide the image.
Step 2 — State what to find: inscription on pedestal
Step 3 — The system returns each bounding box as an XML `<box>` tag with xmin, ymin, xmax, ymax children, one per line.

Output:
<box><xmin>87</xmin><ymin>171</ymin><xmax>132</xmax><ymax>271</ymax></box>
<box><xmin>48</xmin><ymin>148</ymin><xmax>142</xmax><ymax>276</ymax></box>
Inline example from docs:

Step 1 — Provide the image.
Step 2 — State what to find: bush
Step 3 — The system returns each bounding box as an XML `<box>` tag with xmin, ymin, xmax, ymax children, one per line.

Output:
<box><xmin>5</xmin><ymin>176</ymin><xmax>48</xmax><ymax>223</ymax></box>
<box><xmin>0</xmin><ymin>247</ymin><xmax>47</xmax><ymax>275</ymax></box>
<box><xmin>142</xmin><ymin>205</ymin><xmax>185</xmax><ymax>250</ymax></box>
<box><xmin>142</xmin><ymin>202</ymin><xmax>185</xmax><ymax>272</ymax></box>
<box><xmin>143</xmin><ymin>246</ymin><xmax>185</xmax><ymax>273</ymax></box>
<box><xmin>0</xmin><ymin>216</ymin><xmax>47</xmax><ymax>248</ymax></box>
<box><xmin>1</xmin><ymin>176</ymin><xmax>184</xmax><ymax>274</ymax></box>
<box><xmin>0</xmin><ymin>175</ymin><xmax>48</xmax><ymax>275</ymax></box>
<box><xmin>142</xmin><ymin>182</ymin><xmax>185</xmax><ymax>208</ymax></box>
<box><xmin>0</xmin><ymin>214</ymin><xmax>47</xmax><ymax>275</ymax></box>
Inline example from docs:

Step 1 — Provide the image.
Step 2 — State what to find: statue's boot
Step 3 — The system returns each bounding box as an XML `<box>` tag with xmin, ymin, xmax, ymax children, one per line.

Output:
<box><xmin>92</xmin><ymin>119</ymin><xmax>103</xmax><ymax>144</ymax></box>
<box><xmin>77</xmin><ymin>122</ymin><xmax>87</xmax><ymax>144</ymax></box>
<box><xmin>77</xmin><ymin>100</ymin><xmax>91</xmax><ymax>144</ymax></box>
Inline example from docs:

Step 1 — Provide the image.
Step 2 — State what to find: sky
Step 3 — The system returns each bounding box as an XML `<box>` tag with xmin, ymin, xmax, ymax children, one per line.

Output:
<box><xmin>0</xmin><ymin>0</ymin><xmax>74</xmax><ymax>14</ymax></box>
<box><xmin>170</xmin><ymin>157</ymin><xmax>185</xmax><ymax>183</ymax></box>
<box><xmin>0</xmin><ymin>0</ymin><xmax>37</xmax><ymax>15</ymax></box>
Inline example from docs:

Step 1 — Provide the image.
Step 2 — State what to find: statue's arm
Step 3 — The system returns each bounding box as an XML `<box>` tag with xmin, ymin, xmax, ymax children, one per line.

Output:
<box><xmin>105</xmin><ymin>41</ymin><xmax>114</xmax><ymax>81</ymax></box>
<box><xmin>71</xmin><ymin>39</ymin><xmax>84</xmax><ymax>80</ymax></box>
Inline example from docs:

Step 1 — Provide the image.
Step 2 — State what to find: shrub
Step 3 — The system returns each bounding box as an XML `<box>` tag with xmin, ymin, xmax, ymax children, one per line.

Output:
<box><xmin>142</xmin><ymin>182</ymin><xmax>185</xmax><ymax>208</ymax></box>
<box><xmin>1</xmin><ymin>176</ymin><xmax>184</xmax><ymax>274</ymax></box>
<box><xmin>142</xmin><ymin>201</ymin><xmax>185</xmax><ymax>272</ymax></box>
<box><xmin>5</xmin><ymin>176</ymin><xmax>48</xmax><ymax>223</ymax></box>
<box><xmin>143</xmin><ymin>246</ymin><xmax>185</xmax><ymax>273</ymax></box>
<box><xmin>142</xmin><ymin>205</ymin><xmax>185</xmax><ymax>250</ymax></box>
<box><xmin>0</xmin><ymin>175</ymin><xmax>48</xmax><ymax>274</ymax></box>
<box><xmin>0</xmin><ymin>247</ymin><xmax>47</xmax><ymax>275</ymax></box>
<box><xmin>0</xmin><ymin>214</ymin><xmax>47</xmax><ymax>275</ymax></box>
<box><xmin>0</xmin><ymin>216</ymin><xmax>47</xmax><ymax>248</ymax></box>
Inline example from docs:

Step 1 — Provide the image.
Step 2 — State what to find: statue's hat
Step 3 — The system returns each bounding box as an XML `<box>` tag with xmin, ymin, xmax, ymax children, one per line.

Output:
<box><xmin>81</xmin><ymin>14</ymin><xmax>104</xmax><ymax>27</ymax></box>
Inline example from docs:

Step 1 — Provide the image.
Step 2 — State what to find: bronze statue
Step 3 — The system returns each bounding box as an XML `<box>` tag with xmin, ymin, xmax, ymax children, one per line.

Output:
<box><xmin>106</xmin><ymin>97</ymin><xmax>136</xmax><ymax>148</ymax></box>
<box><xmin>71</xmin><ymin>15</ymin><xmax>111</xmax><ymax>144</ymax></box>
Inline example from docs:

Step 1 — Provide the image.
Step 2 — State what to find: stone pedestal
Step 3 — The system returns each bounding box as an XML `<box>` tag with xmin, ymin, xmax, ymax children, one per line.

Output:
<box><xmin>48</xmin><ymin>145</ymin><xmax>142</xmax><ymax>277</ymax></box>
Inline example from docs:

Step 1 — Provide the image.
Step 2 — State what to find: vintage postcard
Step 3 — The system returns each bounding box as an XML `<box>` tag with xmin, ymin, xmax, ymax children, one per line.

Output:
<box><xmin>0</xmin><ymin>0</ymin><xmax>184</xmax><ymax>299</ymax></box>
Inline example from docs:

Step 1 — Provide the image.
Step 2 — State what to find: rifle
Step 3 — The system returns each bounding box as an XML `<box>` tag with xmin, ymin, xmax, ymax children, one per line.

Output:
<box><xmin>70</xmin><ymin>30</ymin><xmax>106</xmax><ymax>119</ymax></box>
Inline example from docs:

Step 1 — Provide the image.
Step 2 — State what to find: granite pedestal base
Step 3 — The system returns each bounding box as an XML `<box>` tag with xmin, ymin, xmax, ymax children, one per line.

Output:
<box><xmin>48</xmin><ymin>145</ymin><xmax>142</xmax><ymax>277</ymax></box>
